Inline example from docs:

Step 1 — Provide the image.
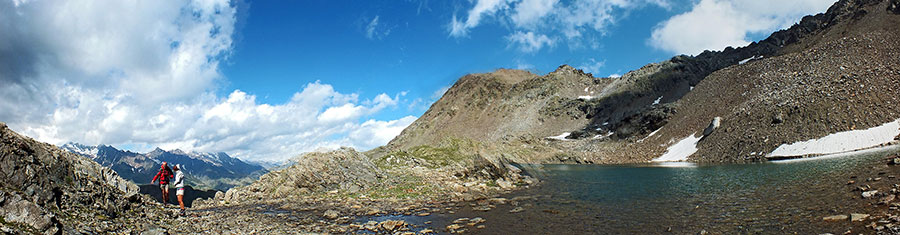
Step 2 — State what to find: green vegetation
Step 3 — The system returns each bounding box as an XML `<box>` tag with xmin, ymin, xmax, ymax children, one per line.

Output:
<box><xmin>376</xmin><ymin>138</ymin><xmax>475</xmax><ymax>169</ymax></box>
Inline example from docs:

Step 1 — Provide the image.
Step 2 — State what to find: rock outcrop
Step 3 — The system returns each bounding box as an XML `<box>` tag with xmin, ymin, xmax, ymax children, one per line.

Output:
<box><xmin>232</xmin><ymin>147</ymin><xmax>382</xmax><ymax>199</ymax></box>
<box><xmin>0</xmin><ymin>122</ymin><xmax>139</xmax><ymax>234</ymax></box>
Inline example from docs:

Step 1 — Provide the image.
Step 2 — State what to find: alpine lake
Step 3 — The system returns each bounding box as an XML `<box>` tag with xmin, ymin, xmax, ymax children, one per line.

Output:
<box><xmin>362</xmin><ymin>146</ymin><xmax>900</xmax><ymax>234</ymax></box>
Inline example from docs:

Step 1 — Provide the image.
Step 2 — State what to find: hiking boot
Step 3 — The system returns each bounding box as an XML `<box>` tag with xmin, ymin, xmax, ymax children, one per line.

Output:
<box><xmin>179</xmin><ymin>209</ymin><xmax>185</xmax><ymax>216</ymax></box>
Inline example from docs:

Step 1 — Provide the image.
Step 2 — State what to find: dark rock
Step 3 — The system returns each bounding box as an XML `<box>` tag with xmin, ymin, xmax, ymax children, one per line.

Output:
<box><xmin>889</xmin><ymin>0</ymin><xmax>900</xmax><ymax>14</ymax></box>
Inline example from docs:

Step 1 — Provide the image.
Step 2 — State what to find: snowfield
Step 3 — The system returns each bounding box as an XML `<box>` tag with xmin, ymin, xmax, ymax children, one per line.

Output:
<box><xmin>768</xmin><ymin>119</ymin><xmax>900</xmax><ymax>158</ymax></box>
<box><xmin>652</xmin><ymin>133</ymin><xmax>702</xmax><ymax>162</ymax></box>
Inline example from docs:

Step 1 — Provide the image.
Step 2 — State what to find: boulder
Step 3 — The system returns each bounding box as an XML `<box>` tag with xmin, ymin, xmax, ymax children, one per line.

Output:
<box><xmin>702</xmin><ymin>117</ymin><xmax>722</xmax><ymax>138</ymax></box>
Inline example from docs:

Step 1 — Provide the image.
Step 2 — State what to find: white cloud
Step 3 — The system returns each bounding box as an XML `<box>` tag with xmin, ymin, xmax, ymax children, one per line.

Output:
<box><xmin>650</xmin><ymin>0</ymin><xmax>836</xmax><ymax>55</ymax></box>
<box><xmin>506</xmin><ymin>31</ymin><xmax>555</xmax><ymax>53</ymax></box>
<box><xmin>577</xmin><ymin>58</ymin><xmax>605</xmax><ymax>74</ymax></box>
<box><xmin>449</xmin><ymin>0</ymin><xmax>513</xmax><ymax>37</ymax></box>
<box><xmin>345</xmin><ymin>116</ymin><xmax>418</xmax><ymax>150</ymax></box>
<box><xmin>365</xmin><ymin>15</ymin><xmax>391</xmax><ymax>40</ymax></box>
<box><xmin>511</xmin><ymin>0</ymin><xmax>558</xmax><ymax>28</ymax></box>
<box><xmin>608</xmin><ymin>73</ymin><xmax>622</xmax><ymax>78</ymax></box>
<box><xmin>0</xmin><ymin>0</ymin><xmax>416</xmax><ymax>162</ymax></box>
<box><xmin>450</xmin><ymin>0</ymin><xmax>670</xmax><ymax>51</ymax></box>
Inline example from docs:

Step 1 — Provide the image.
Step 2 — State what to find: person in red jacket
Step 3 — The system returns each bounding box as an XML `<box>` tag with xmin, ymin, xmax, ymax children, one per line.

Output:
<box><xmin>150</xmin><ymin>162</ymin><xmax>174</xmax><ymax>205</ymax></box>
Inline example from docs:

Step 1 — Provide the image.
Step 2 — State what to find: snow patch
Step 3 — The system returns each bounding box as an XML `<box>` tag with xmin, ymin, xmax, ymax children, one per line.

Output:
<box><xmin>547</xmin><ymin>132</ymin><xmax>571</xmax><ymax>141</ymax></box>
<box><xmin>577</xmin><ymin>96</ymin><xmax>594</xmax><ymax>100</ymax></box>
<box><xmin>593</xmin><ymin>131</ymin><xmax>614</xmax><ymax>139</ymax></box>
<box><xmin>768</xmin><ymin>119</ymin><xmax>900</xmax><ymax>158</ymax></box>
<box><xmin>739</xmin><ymin>55</ymin><xmax>763</xmax><ymax>65</ymax></box>
<box><xmin>773</xmin><ymin>145</ymin><xmax>900</xmax><ymax>164</ymax></box>
<box><xmin>584</xmin><ymin>87</ymin><xmax>589</xmax><ymax>92</ymax></box>
<box><xmin>638</xmin><ymin>128</ymin><xmax>663</xmax><ymax>143</ymax></box>
<box><xmin>651</xmin><ymin>133</ymin><xmax>702</xmax><ymax>162</ymax></box>
<box><xmin>652</xmin><ymin>96</ymin><xmax>662</xmax><ymax>105</ymax></box>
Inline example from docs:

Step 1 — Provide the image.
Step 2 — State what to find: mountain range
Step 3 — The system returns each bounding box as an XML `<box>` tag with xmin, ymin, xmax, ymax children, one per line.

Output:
<box><xmin>60</xmin><ymin>142</ymin><xmax>267</xmax><ymax>191</ymax></box>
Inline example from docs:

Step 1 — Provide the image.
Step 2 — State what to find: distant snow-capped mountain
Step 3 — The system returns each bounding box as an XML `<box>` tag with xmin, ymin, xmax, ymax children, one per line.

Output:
<box><xmin>60</xmin><ymin>143</ymin><xmax>267</xmax><ymax>191</ymax></box>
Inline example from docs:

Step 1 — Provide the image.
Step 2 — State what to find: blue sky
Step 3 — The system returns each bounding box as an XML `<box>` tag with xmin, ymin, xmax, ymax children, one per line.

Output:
<box><xmin>0</xmin><ymin>0</ymin><xmax>835</xmax><ymax>162</ymax></box>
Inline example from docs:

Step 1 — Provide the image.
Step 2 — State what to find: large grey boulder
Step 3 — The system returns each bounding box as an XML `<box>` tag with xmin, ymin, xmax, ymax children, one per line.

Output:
<box><xmin>702</xmin><ymin>117</ymin><xmax>722</xmax><ymax>138</ymax></box>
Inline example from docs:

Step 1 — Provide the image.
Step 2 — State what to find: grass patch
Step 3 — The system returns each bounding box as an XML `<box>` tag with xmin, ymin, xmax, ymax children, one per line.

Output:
<box><xmin>376</xmin><ymin>138</ymin><xmax>475</xmax><ymax>169</ymax></box>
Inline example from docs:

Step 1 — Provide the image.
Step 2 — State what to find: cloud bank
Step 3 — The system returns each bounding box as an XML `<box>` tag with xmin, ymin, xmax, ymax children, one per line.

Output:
<box><xmin>0</xmin><ymin>0</ymin><xmax>414</xmax><ymax>162</ymax></box>
<box><xmin>449</xmin><ymin>0</ymin><xmax>670</xmax><ymax>52</ymax></box>
<box><xmin>650</xmin><ymin>0</ymin><xmax>837</xmax><ymax>55</ymax></box>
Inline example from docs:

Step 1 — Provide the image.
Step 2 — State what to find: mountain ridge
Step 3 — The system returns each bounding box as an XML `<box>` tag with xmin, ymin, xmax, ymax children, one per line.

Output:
<box><xmin>60</xmin><ymin>142</ymin><xmax>267</xmax><ymax>191</ymax></box>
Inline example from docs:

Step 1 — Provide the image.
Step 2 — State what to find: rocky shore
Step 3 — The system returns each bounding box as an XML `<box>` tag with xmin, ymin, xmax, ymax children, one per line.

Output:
<box><xmin>821</xmin><ymin>152</ymin><xmax>900</xmax><ymax>234</ymax></box>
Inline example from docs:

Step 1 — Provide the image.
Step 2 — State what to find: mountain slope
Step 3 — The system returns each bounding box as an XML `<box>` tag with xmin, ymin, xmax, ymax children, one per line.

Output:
<box><xmin>377</xmin><ymin>0</ymin><xmax>900</xmax><ymax>164</ymax></box>
<box><xmin>61</xmin><ymin>143</ymin><xmax>267</xmax><ymax>191</ymax></box>
<box><xmin>634</xmin><ymin>0</ymin><xmax>900</xmax><ymax>162</ymax></box>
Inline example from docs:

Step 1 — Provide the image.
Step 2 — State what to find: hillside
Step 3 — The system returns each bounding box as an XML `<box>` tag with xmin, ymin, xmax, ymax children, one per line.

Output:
<box><xmin>375</xmin><ymin>0</ymin><xmax>900</xmax><ymax>164</ymax></box>
<box><xmin>61</xmin><ymin>143</ymin><xmax>267</xmax><ymax>191</ymax></box>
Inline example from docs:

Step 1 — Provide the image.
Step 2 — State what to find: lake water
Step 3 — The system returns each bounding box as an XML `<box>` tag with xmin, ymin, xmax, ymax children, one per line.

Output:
<box><xmin>385</xmin><ymin>146</ymin><xmax>900</xmax><ymax>234</ymax></box>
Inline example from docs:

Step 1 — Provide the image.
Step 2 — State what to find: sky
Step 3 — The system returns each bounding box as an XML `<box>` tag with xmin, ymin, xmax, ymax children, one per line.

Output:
<box><xmin>0</xmin><ymin>0</ymin><xmax>836</xmax><ymax>163</ymax></box>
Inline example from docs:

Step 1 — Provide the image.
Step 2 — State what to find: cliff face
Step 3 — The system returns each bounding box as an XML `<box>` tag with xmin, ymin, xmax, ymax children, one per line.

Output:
<box><xmin>378</xmin><ymin>0</ymin><xmax>900</xmax><ymax>164</ymax></box>
<box><xmin>0</xmin><ymin>122</ymin><xmax>141</xmax><ymax>233</ymax></box>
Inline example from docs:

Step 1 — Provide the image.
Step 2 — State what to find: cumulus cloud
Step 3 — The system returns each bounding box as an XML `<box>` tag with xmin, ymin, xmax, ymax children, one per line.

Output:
<box><xmin>650</xmin><ymin>0</ymin><xmax>836</xmax><ymax>55</ymax></box>
<box><xmin>0</xmin><ymin>0</ymin><xmax>415</xmax><ymax>162</ymax></box>
<box><xmin>449</xmin><ymin>0</ymin><xmax>669</xmax><ymax>51</ymax></box>
<box><xmin>506</xmin><ymin>31</ymin><xmax>555</xmax><ymax>53</ymax></box>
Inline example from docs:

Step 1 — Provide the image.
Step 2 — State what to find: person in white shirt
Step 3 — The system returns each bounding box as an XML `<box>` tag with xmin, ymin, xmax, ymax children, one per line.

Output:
<box><xmin>172</xmin><ymin>164</ymin><xmax>186</xmax><ymax>216</ymax></box>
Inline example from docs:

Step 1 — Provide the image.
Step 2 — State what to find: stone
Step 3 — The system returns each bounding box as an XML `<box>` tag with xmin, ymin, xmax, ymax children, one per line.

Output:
<box><xmin>380</xmin><ymin>220</ymin><xmax>405</xmax><ymax>231</ymax></box>
<box><xmin>863</xmin><ymin>190</ymin><xmax>878</xmax><ymax>198</ymax></box>
<box><xmin>882</xmin><ymin>194</ymin><xmax>897</xmax><ymax>204</ymax></box>
<box><xmin>851</xmin><ymin>213</ymin><xmax>870</xmax><ymax>222</ymax></box>
<box><xmin>446</xmin><ymin>224</ymin><xmax>463</xmax><ymax>230</ymax></box>
<box><xmin>419</xmin><ymin>228</ymin><xmax>434</xmax><ymax>234</ymax></box>
<box><xmin>702</xmin><ymin>117</ymin><xmax>721</xmax><ymax>137</ymax></box>
<box><xmin>323</xmin><ymin>209</ymin><xmax>340</xmax><ymax>220</ymax></box>
<box><xmin>890</xmin><ymin>158</ymin><xmax>900</xmax><ymax>166</ymax></box>
<box><xmin>823</xmin><ymin>215</ymin><xmax>848</xmax><ymax>221</ymax></box>
<box><xmin>417</xmin><ymin>212</ymin><xmax>431</xmax><ymax>216</ymax></box>
<box><xmin>509</xmin><ymin>207</ymin><xmax>525</xmax><ymax>213</ymax></box>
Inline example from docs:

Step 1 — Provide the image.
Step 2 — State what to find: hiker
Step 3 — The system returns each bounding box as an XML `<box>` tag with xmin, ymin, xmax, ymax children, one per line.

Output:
<box><xmin>150</xmin><ymin>162</ymin><xmax>174</xmax><ymax>205</ymax></box>
<box><xmin>172</xmin><ymin>164</ymin><xmax>186</xmax><ymax>215</ymax></box>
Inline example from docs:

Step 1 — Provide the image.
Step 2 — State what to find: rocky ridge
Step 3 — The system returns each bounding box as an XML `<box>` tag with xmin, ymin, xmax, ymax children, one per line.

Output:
<box><xmin>0</xmin><ymin>122</ymin><xmax>156</xmax><ymax>234</ymax></box>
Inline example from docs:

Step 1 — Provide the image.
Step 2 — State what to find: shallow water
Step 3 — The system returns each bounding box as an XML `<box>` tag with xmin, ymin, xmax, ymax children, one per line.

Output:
<box><xmin>380</xmin><ymin>146</ymin><xmax>900</xmax><ymax>234</ymax></box>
